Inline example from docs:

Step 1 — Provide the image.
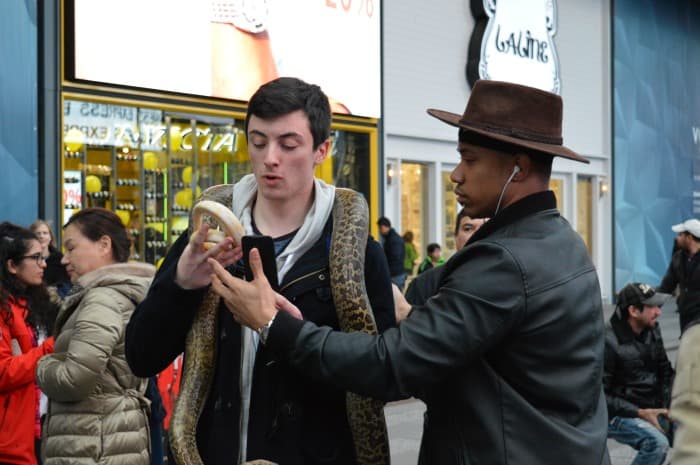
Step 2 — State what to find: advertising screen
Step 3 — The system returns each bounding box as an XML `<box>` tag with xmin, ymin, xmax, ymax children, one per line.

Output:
<box><xmin>70</xmin><ymin>0</ymin><xmax>381</xmax><ymax>118</ymax></box>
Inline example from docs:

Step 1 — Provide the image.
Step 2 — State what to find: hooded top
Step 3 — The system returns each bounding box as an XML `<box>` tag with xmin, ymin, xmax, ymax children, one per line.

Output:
<box><xmin>37</xmin><ymin>262</ymin><xmax>155</xmax><ymax>465</ymax></box>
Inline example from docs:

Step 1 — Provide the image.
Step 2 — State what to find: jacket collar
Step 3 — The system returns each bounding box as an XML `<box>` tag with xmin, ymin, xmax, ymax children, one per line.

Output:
<box><xmin>609</xmin><ymin>310</ymin><xmax>655</xmax><ymax>344</ymax></box>
<box><xmin>609</xmin><ymin>311</ymin><xmax>638</xmax><ymax>344</ymax></box>
<box><xmin>467</xmin><ymin>190</ymin><xmax>557</xmax><ymax>246</ymax></box>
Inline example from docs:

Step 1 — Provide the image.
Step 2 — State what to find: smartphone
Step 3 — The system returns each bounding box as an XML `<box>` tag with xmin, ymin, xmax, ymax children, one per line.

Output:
<box><xmin>242</xmin><ymin>235</ymin><xmax>279</xmax><ymax>291</ymax></box>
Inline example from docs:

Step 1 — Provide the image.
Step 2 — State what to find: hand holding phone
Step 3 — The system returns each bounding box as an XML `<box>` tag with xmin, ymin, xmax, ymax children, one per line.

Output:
<box><xmin>242</xmin><ymin>235</ymin><xmax>279</xmax><ymax>291</ymax></box>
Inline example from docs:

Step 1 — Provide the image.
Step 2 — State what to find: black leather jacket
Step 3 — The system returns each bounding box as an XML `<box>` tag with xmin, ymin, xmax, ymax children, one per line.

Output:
<box><xmin>659</xmin><ymin>249</ymin><xmax>700</xmax><ymax>332</ymax></box>
<box><xmin>268</xmin><ymin>192</ymin><xmax>610</xmax><ymax>465</ymax></box>
<box><xmin>404</xmin><ymin>264</ymin><xmax>443</xmax><ymax>306</ymax></box>
<box><xmin>603</xmin><ymin>312</ymin><xmax>674</xmax><ymax>418</ymax></box>
<box><xmin>125</xmin><ymin>217</ymin><xmax>395</xmax><ymax>465</ymax></box>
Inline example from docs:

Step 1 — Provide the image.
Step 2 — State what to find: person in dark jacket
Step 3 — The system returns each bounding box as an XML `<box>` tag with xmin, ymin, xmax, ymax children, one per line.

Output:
<box><xmin>212</xmin><ymin>80</ymin><xmax>611</xmax><ymax>465</ymax></box>
<box><xmin>404</xmin><ymin>209</ymin><xmax>485</xmax><ymax>306</ymax></box>
<box><xmin>604</xmin><ymin>282</ymin><xmax>674</xmax><ymax>465</ymax></box>
<box><xmin>377</xmin><ymin>216</ymin><xmax>406</xmax><ymax>289</ymax></box>
<box><xmin>125</xmin><ymin>77</ymin><xmax>395</xmax><ymax>465</ymax></box>
<box><xmin>658</xmin><ymin>218</ymin><xmax>700</xmax><ymax>333</ymax></box>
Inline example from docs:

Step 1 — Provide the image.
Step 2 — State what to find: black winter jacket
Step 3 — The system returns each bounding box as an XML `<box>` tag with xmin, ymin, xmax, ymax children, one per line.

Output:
<box><xmin>603</xmin><ymin>312</ymin><xmax>674</xmax><ymax>418</ymax></box>
<box><xmin>125</xmin><ymin>217</ymin><xmax>395</xmax><ymax>465</ymax></box>
<box><xmin>404</xmin><ymin>264</ymin><xmax>443</xmax><ymax>306</ymax></box>
<box><xmin>267</xmin><ymin>191</ymin><xmax>610</xmax><ymax>465</ymax></box>
<box><xmin>381</xmin><ymin>228</ymin><xmax>405</xmax><ymax>277</ymax></box>
<box><xmin>659</xmin><ymin>249</ymin><xmax>700</xmax><ymax>332</ymax></box>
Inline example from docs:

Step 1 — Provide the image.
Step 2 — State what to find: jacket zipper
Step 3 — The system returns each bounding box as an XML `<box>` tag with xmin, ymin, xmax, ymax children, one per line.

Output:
<box><xmin>279</xmin><ymin>268</ymin><xmax>326</xmax><ymax>293</ymax></box>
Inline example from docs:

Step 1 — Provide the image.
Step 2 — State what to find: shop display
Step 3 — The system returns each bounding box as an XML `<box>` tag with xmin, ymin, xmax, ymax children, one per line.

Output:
<box><xmin>61</xmin><ymin>104</ymin><xmax>250</xmax><ymax>265</ymax></box>
<box><xmin>61</xmin><ymin>100</ymin><xmax>377</xmax><ymax>265</ymax></box>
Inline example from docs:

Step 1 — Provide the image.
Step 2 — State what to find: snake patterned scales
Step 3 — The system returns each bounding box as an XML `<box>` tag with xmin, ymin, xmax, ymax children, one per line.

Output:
<box><xmin>169</xmin><ymin>185</ymin><xmax>390</xmax><ymax>465</ymax></box>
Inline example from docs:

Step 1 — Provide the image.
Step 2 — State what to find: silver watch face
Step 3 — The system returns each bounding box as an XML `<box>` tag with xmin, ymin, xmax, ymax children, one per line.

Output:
<box><xmin>235</xmin><ymin>0</ymin><xmax>269</xmax><ymax>34</ymax></box>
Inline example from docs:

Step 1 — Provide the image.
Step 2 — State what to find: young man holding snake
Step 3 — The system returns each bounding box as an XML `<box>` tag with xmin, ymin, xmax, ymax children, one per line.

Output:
<box><xmin>214</xmin><ymin>80</ymin><xmax>611</xmax><ymax>465</ymax></box>
<box><xmin>125</xmin><ymin>77</ymin><xmax>395</xmax><ymax>465</ymax></box>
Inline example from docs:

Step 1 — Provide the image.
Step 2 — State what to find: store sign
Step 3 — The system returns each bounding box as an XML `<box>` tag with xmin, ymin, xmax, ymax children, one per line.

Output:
<box><xmin>63</xmin><ymin>101</ymin><xmax>238</xmax><ymax>152</ymax></box>
<box><xmin>70</xmin><ymin>0</ymin><xmax>381</xmax><ymax>118</ymax></box>
<box><xmin>475</xmin><ymin>0</ymin><xmax>561</xmax><ymax>94</ymax></box>
<box><xmin>63</xmin><ymin>170</ymin><xmax>82</xmax><ymax>221</ymax></box>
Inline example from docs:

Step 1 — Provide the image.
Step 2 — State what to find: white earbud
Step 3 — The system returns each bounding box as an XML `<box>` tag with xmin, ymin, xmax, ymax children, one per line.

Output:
<box><xmin>494</xmin><ymin>165</ymin><xmax>520</xmax><ymax>217</ymax></box>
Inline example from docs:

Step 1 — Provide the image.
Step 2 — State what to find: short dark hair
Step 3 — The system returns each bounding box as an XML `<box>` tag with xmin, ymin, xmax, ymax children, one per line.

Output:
<box><xmin>245</xmin><ymin>77</ymin><xmax>332</xmax><ymax>149</ymax></box>
<box><xmin>377</xmin><ymin>217</ymin><xmax>391</xmax><ymax>228</ymax></box>
<box><xmin>426</xmin><ymin>243</ymin><xmax>441</xmax><ymax>254</ymax></box>
<box><xmin>682</xmin><ymin>231</ymin><xmax>700</xmax><ymax>242</ymax></box>
<box><xmin>64</xmin><ymin>208</ymin><xmax>131</xmax><ymax>263</ymax></box>
<box><xmin>455</xmin><ymin>208</ymin><xmax>470</xmax><ymax>236</ymax></box>
<box><xmin>458</xmin><ymin>129</ymin><xmax>553</xmax><ymax>178</ymax></box>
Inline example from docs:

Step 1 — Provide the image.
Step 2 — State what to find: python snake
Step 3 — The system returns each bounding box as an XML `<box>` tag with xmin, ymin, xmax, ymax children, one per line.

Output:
<box><xmin>169</xmin><ymin>185</ymin><xmax>390</xmax><ymax>465</ymax></box>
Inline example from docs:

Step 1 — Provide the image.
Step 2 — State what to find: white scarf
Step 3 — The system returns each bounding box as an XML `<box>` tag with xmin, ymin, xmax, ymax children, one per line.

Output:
<box><xmin>230</xmin><ymin>173</ymin><xmax>336</xmax><ymax>462</ymax></box>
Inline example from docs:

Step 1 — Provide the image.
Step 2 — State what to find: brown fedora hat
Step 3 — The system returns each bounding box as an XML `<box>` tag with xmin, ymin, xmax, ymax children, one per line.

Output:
<box><xmin>427</xmin><ymin>80</ymin><xmax>588</xmax><ymax>163</ymax></box>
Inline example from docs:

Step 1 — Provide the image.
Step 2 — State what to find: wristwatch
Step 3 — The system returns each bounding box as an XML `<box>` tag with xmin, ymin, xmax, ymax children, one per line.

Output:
<box><xmin>257</xmin><ymin>311</ymin><xmax>277</xmax><ymax>345</ymax></box>
<box><xmin>211</xmin><ymin>0</ymin><xmax>269</xmax><ymax>34</ymax></box>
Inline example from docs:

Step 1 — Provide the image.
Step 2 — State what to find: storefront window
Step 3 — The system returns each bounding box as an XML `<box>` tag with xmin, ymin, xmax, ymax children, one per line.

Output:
<box><xmin>400</xmin><ymin>162</ymin><xmax>428</xmax><ymax>267</ymax></box>
<box><xmin>577</xmin><ymin>176</ymin><xmax>593</xmax><ymax>255</ymax></box>
<box><xmin>442</xmin><ymin>170</ymin><xmax>460</xmax><ymax>257</ymax></box>
<box><xmin>62</xmin><ymin>100</ymin><xmax>245</xmax><ymax>264</ymax></box>
<box><xmin>549</xmin><ymin>178</ymin><xmax>563</xmax><ymax>212</ymax></box>
<box><xmin>61</xmin><ymin>99</ymin><xmax>375</xmax><ymax>265</ymax></box>
<box><xmin>318</xmin><ymin>130</ymin><xmax>371</xmax><ymax>199</ymax></box>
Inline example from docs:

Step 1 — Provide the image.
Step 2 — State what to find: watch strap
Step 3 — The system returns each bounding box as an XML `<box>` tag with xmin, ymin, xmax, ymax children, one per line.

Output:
<box><xmin>257</xmin><ymin>311</ymin><xmax>278</xmax><ymax>345</ymax></box>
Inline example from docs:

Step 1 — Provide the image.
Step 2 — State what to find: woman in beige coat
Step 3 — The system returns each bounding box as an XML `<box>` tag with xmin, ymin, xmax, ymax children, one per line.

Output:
<box><xmin>671</xmin><ymin>322</ymin><xmax>700</xmax><ymax>465</ymax></box>
<box><xmin>36</xmin><ymin>208</ymin><xmax>156</xmax><ymax>465</ymax></box>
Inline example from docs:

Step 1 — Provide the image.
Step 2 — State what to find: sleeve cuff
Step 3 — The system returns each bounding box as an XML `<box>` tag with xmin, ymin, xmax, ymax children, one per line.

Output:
<box><xmin>154</xmin><ymin>265</ymin><xmax>209</xmax><ymax>309</ymax></box>
<box><xmin>266</xmin><ymin>310</ymin><xmax>307</xmax><ymax>355</ymax></box>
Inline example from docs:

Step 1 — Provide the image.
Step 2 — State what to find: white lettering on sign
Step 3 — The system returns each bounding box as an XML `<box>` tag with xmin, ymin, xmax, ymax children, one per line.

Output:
<box><xmin>693</xmin><ymin>126</ymin><xmax>700</xmax><ymax>145</ymax></box>
<box><xmin>62</xmin><ymin>100</ymin><xmax>237</xmax><ymax>152</ymax></box>
<box><xmin>479</xmin><ymin>0</ymin><xmax>561</xmax><ymax>94</ymax></box>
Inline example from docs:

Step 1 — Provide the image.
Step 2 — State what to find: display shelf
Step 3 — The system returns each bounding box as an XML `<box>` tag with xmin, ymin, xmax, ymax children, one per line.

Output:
<box><xmin>62</xmin><ymin>107</ymin><xmax>247</xmax><ymax>265</ymax></box>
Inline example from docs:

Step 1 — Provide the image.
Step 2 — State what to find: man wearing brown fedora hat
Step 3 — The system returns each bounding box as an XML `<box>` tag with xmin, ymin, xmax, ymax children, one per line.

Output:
<box><xmin>212</xmin><ymin>79</ymin><xmax>610</xmax><ymax>465</ymax></box>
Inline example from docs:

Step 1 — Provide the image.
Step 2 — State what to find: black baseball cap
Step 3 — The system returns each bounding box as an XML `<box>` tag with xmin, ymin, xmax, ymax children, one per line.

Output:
<box><xmin>616</xmin><ymin>282</ymin><xmax>669</xmax><ymax>308</ymax></box>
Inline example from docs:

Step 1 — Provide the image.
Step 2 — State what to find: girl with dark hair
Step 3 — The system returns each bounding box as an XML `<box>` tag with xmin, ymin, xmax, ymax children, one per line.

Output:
<box><xmin>36</xmin><ymin>208</ymin><xmax>156</xmax><ymax>465</ymax></box>
<box><xmin>28</xmin><ymin>220</ymin><xmax>70</xmax><ymax>298</ymax></box>
<box><xmin>0</xmin><ymin>222</ymin><xmax>56</xmax><ymax>465</ymax></box>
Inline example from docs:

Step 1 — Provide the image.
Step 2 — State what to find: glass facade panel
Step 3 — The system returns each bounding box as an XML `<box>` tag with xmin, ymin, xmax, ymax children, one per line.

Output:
<box><xmin>549</xmin><ymin>178</ymin><xmax>563</xmax><ymax>212</ymax></box>
<box><xmin>442</xmin><ymin>170</ymin><xmax>459</xmax><ymax>257</ymax></box>
<box><xmin>577</xmin><ymin>176</ymin><xmax>593</xmax><ymax>256</ymax></box>
<box><xmin>61</xmin><ymin>99</ymin><xmax>374</xmax><ymax>264</ymax></box>
<box><xmin>400</xmin><ymin>162</ymin><xmax>427</xmax><ymax>268</ymax></box>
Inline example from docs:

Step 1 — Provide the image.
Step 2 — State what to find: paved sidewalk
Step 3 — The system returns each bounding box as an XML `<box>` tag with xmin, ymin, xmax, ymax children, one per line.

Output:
<box><xmin>384</xmin><ymin>300</ymin><xmax>681</xmax><ymax>465</ymax></box>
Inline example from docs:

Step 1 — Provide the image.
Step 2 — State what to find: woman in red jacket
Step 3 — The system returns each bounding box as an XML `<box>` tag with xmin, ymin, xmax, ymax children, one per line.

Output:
<box><xmin>0</xmin><ymin>222</ymin><xmax>56</xmax><ymax>465</ymax></box>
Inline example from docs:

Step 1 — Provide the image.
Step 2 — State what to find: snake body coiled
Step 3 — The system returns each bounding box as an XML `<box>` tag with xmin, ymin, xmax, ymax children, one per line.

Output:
<box><xmin>170</xmin><ymin>185</ymin><xmax>390</xmax><ymax>465</ymax></box>
<box><xmin>329</xmin><ymin>189</ymin><xmax>391</xmax><ymax>465</ymax></box>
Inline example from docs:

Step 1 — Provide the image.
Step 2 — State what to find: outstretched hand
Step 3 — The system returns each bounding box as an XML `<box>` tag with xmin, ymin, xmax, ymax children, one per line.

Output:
<box><xmin>392</xmin><ymin>284</ymin><xmax>412</xmax><ymax>324</ymax></box>
<box><xmin>175</xmin><ymin>223</ymin><xmax>242</xmax><ymax>290</ymax></box>
<box><xmin>208</xmin><ymin>248</ymin><xmax>302</xmax><ymax>330</ymax></box>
